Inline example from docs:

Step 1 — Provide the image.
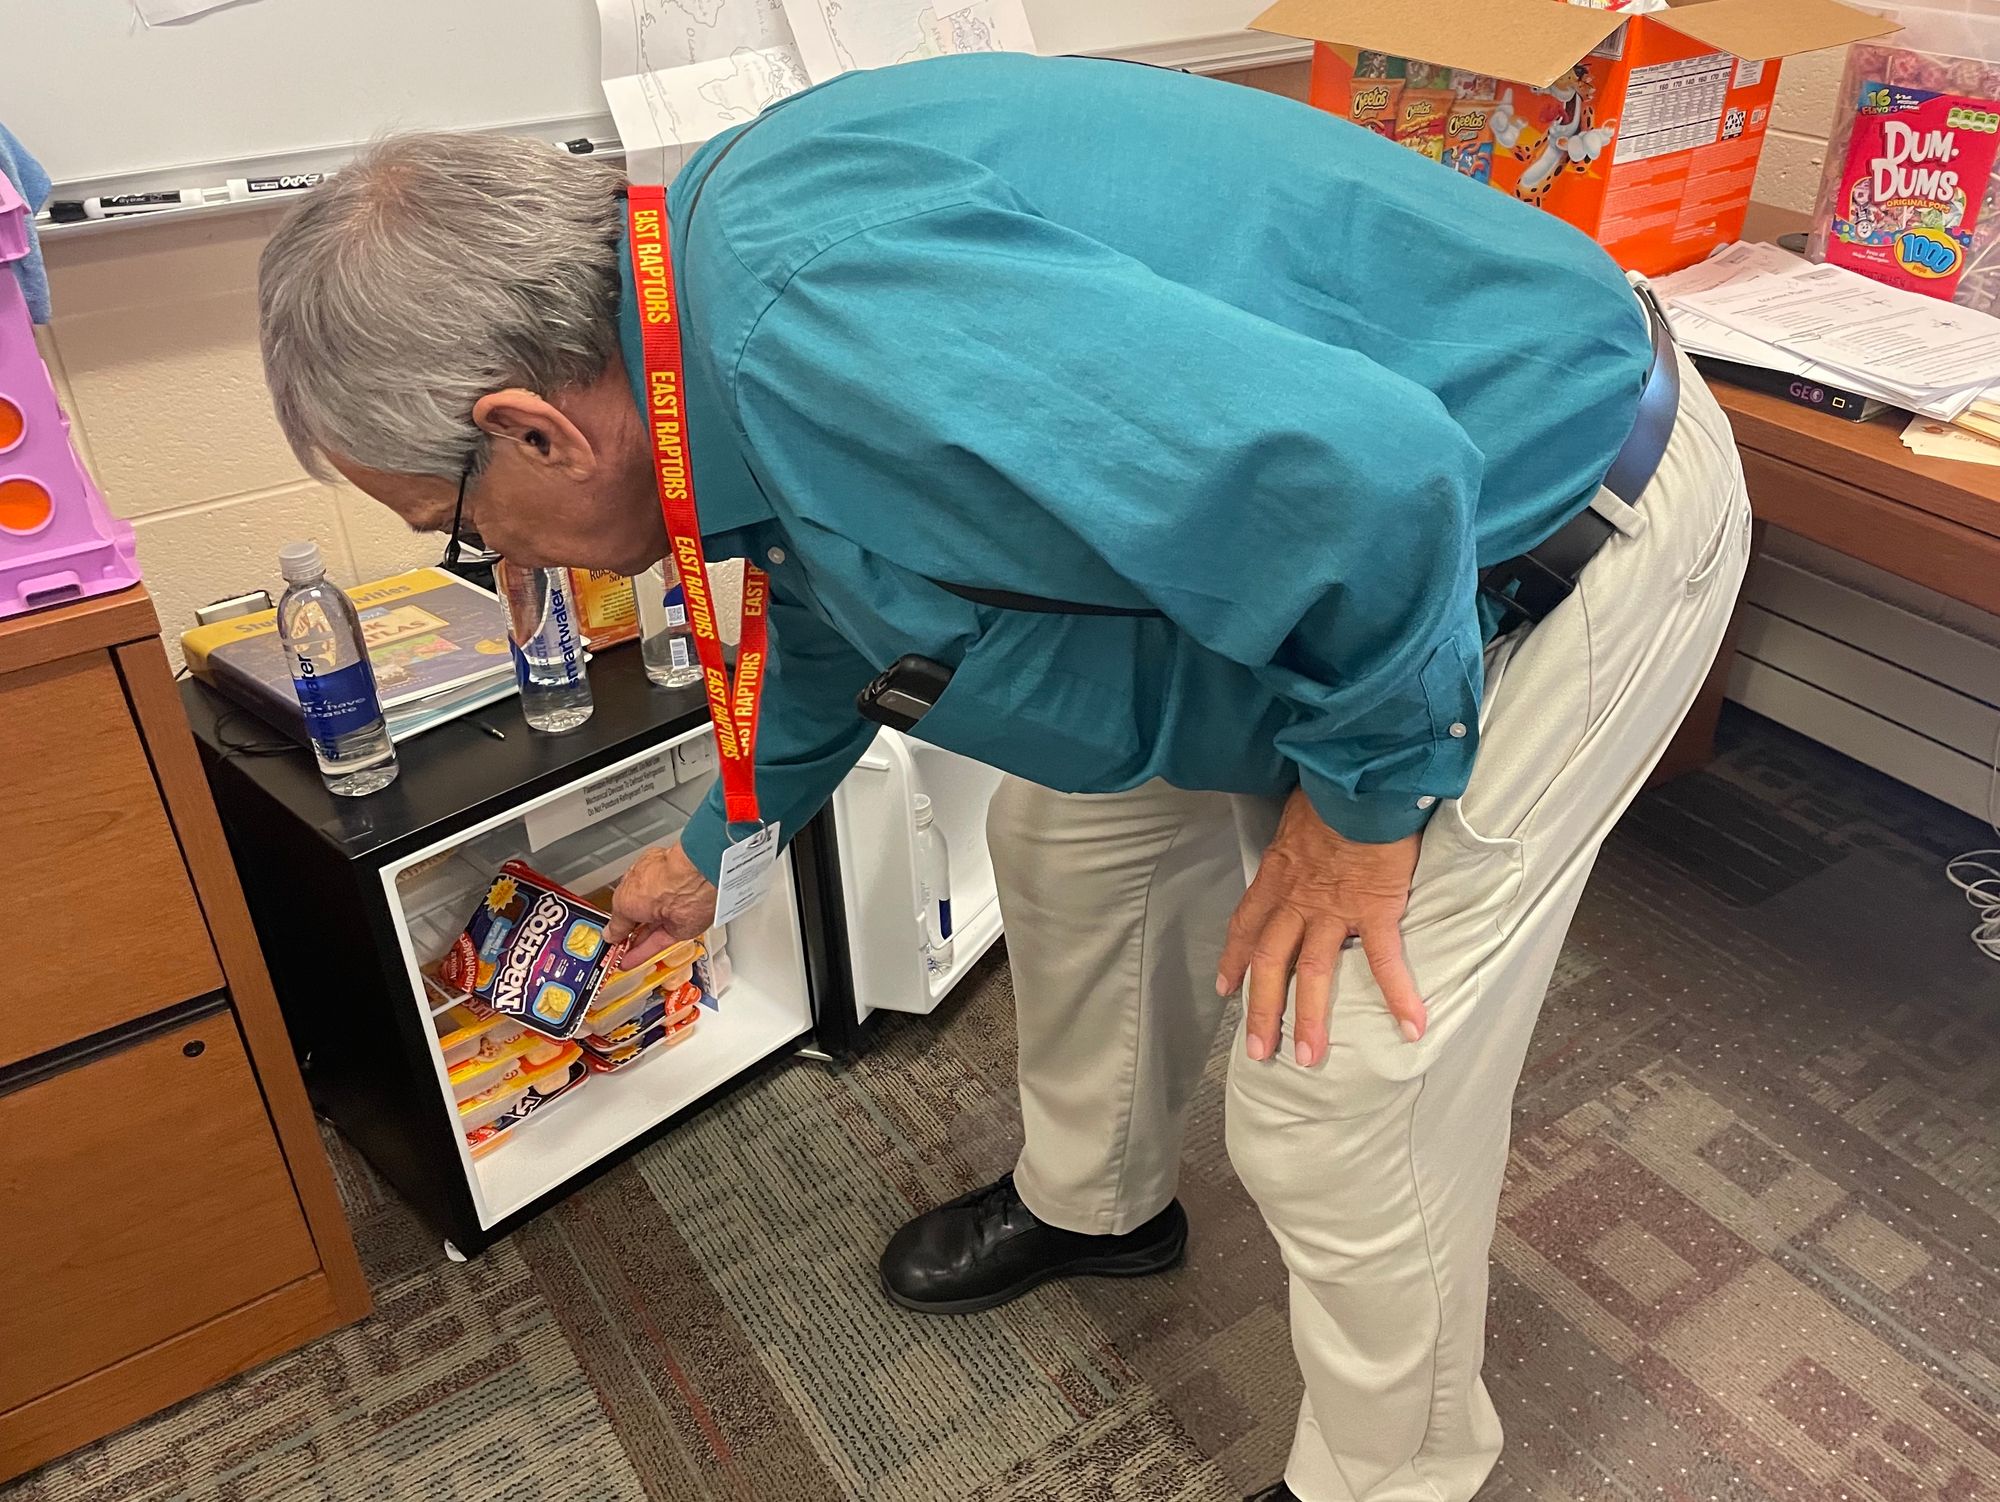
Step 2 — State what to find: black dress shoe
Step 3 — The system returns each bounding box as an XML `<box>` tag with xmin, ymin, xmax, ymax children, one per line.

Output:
<box><xmin>879</xmin><ymin>1172</ymin><xmax>1187</xmax><ymax>1314</ymax></box>
<box><xmin>1245</xmin><ymin>1484</ymin><xmax>1299</xmax><ymax>1501</ymax></box>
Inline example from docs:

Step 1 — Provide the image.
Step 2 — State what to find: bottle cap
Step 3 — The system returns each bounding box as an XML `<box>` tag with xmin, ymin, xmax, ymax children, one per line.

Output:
<box><xmin>913</xmin><ymin>793</ymin><xmax>933</xmax><ymax>828</ymax></box>
<box><xmin>278</xmin><ymin>540</ymin><xmax>325</xmax><ymax>583</ymax></box>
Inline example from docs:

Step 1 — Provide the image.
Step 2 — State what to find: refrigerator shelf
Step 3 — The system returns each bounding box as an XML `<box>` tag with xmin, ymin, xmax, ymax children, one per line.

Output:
<box><xmin>381</xmin><ymin>728</ymin><xmax>814</xmax><ymax>1231</ymax></box>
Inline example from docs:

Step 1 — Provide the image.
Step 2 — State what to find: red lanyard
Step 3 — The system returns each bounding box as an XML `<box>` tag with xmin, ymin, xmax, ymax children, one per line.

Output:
<box><xmin>627</xmin><ymin>184</ymin><xmax>768</xmax><ymax>828</ymax></box>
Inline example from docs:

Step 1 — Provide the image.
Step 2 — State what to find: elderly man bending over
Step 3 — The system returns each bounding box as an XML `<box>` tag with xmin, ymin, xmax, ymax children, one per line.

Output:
<box><xmin>257</xmin><ymin>54</ymin><xmax>1749</xmax><ymax>1502</ymax></box>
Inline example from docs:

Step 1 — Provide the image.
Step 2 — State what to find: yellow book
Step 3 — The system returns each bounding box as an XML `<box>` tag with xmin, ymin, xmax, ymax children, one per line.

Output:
<box><xmin>181</xmin><ymin>565</ymin><xmax>514</xmax><ymax>743</ymax></box>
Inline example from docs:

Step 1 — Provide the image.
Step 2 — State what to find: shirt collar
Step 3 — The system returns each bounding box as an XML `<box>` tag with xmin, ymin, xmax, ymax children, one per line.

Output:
<box><xmin>615</xmin><ymin>207</ymin><xmax>775</xmax><ymax>537</ymax></box>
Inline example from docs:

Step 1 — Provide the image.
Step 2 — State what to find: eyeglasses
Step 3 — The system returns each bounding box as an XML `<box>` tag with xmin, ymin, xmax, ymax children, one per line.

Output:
<box><xmin>440</xmin><ymin>464</ymin><xmax>474</xmax><ymax>569</ymax></box>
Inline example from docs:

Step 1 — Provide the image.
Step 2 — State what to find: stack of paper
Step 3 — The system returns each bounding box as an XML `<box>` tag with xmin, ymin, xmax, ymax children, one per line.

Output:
<box><xmin>599</xmin><ymin>0</ymin><xmax>1038</xmax><ymax>184</ymax></box>
<box><xmin>1903</xmin><ymin>414</ymin><xmax>2000</xmax><ymax>468</ymax></box>
<box><xmin>1655</xmin><ymin>243</ymin><xmax>2000</xmax><ymax>423</ymax></box>
<box><xmin>1944</xmin><ymin>393</ymin><xmax>2000</xmax><ymax>444</ymax></box>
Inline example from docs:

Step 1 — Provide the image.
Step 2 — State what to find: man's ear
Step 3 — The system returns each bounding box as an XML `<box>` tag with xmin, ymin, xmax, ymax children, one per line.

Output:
<box><xmin>472</xmin><ymin>388</ymin><xmax>595</xmax><ymax>478</ymax></box>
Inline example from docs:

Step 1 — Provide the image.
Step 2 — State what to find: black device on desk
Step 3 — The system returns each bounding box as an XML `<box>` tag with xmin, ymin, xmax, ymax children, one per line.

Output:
<box><xmin>1691</xmin><ymin>354</ymin><xmax>1890</xmax><ymax>423</ymax></box>
<box><xmin>182</xmin><ymin>648</ymin><xmax>856</xmax><ymax>1255</ymax></box>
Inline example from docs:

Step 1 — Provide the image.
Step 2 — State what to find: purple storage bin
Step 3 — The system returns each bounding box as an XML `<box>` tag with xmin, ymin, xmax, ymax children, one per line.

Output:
<box><xmin>0</xmin><ymin>175</ymin><xmax>141</xmax><ymax>619</ymax></box>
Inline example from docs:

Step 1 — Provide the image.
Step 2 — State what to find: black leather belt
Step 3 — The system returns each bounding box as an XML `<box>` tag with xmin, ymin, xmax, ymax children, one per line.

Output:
<box><xmin>1478</xmin><ymin>283</ymin><xmax>1681</xmax><ymax>630</ymax></box>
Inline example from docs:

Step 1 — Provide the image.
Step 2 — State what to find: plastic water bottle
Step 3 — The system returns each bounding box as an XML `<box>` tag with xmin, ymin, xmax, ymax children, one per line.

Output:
<box><xmin>914</xmin><ymin>794</ymin><xmax>954</xmax><ymax>975</ymax></box>
<box><xmin>274</xmin><ymin>540</ymin><xmax>399</xmax><ymax>797</ymax></box>
<box><xmin>635</xmin><ymin>560</ymin><xmax>703</xmax><ymax>689</ymax></box>
<box><xmin>496</xmin><ymin>561</ymin><xmax>594</xmax><ymax>733</ymax></box>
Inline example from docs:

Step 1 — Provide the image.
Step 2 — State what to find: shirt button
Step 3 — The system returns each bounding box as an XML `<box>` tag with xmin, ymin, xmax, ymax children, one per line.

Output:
<box><xmin>1449</xmin><ymin>722</ymin><xmax>1468</xmax><ymax>738</ymax></box>
<box><xmin>1416</xmin><ymin>795</ymin><xmax>1438</xmax><ymax>810</ymax></box>
<box><xmin>766</xmin><ymin>546</ymin><xmax>787</xmax><ymax>566</ymax></box>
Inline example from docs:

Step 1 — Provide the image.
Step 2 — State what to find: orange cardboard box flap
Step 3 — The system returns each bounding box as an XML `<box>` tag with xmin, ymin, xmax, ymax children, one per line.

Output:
<box><xmin>1251</xmin><ymin>0</ymin><xmax>1897</xmax><ymax>89</ymax></box>
<box><xmin>1646</xmin><ymin>0</ymin><xmax>1900</xmax><ymax>62</ymax></box>
<box><xmin>1251</xmin><ymin>0</ymin><xmax>1621</xmax><ymax>87</ymax></box>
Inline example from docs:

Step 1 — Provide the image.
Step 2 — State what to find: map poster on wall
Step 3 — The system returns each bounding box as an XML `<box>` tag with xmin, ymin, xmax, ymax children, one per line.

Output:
<box><xmin>597</xmin><ymin>0</ymin><xmax>812</xmax><ymax>181</ymax></box>
<box><xmin>783</xmin><ymin>0</ymin><xmax>1037</xmax><ymax>83</ymax></box>
<box><xmin>598</xmin><ymin>0</ymin><xmax>1037</xmax><ymax>183</ymax></box>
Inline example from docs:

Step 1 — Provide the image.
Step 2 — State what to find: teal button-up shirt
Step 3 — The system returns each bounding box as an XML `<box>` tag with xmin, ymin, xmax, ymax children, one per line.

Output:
<box><xmin>618</xmin><ymin>54</ymin><xmax>1652</xmax><ymax>879</ymax></box>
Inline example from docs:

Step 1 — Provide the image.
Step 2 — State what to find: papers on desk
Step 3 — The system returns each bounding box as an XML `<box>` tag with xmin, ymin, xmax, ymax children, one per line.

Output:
<box><xmin>1903</xmin><ymin>414</ymin><xmax>2000</xmax><ymax>467</ymax></box>
<box><xmin>1655</xmin><ymin>243</ymin><xmax>2000</xmax><ymax>422</ymax></box>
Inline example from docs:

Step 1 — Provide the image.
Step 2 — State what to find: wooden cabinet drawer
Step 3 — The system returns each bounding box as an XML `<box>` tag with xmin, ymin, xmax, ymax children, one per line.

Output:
<box><xmin>0</xmin><ymin>654</ymin><xmax>223</xmax><ymax>1066</ymax></box>
<box><xmin>0</xmin><ymin>1005</ymin><xmax>323</xmax><ymax>1411</ymax></box>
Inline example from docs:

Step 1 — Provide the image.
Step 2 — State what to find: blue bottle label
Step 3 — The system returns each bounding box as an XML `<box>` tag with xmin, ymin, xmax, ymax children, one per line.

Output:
<box><xmin>511</xmin><ymin>578</ymin><xmax>587</xmax><ymax>688</ymax></box>
<box><xmin>291</xmin><ymin>656</ymin><xmax>381</xmax><ymax>754</ymax></box>
<box><xmin>663</xmin><ymin>582</ymin><xmax>688</xmax><ymax>628</ymax></box>
<box><xmin>937</xmin><ymin>897</ymin><xmax>953</xmax><ymax>940</ymax></box>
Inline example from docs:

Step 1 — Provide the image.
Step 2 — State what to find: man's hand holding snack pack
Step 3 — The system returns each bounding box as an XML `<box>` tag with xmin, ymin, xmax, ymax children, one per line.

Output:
<box><xmin>606</xmin><ymin>843</ymin><xmax>718</xmax><ymax>970</ymax></box>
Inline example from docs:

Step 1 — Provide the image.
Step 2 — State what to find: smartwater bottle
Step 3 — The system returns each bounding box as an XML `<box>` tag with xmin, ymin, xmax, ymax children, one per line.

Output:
<box><xmin>635</xmin><ymin>560</ymin><xmax>703</xmax><ymax>689</ymax></box>
<box><xmin>274</xmin><ymin>540</ymin><xmax>399</xmax><ymax>797</ymax></box>
<box><xmin>914</xmin><ymin>793</ymin><xmax>954</xmax><ymax>975</ymax></box>
<box><xmin>496</xmin><ymin>561</ymin><xmax>594</xmax><ymax>734</ymax></box>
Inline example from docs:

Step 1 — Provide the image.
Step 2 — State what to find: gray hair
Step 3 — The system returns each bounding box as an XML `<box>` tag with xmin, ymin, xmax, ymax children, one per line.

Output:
<box><xmin>258</xmin><ymin>131</ymin><xmax>627</xmax><ymax>482</ymax></box>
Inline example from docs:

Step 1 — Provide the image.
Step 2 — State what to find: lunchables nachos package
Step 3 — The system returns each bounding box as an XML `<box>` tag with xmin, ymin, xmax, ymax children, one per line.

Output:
<box><xmin>437</xmin><ymin>860</ymin><xmax>619</xmax><ymax>1040</ymax></box>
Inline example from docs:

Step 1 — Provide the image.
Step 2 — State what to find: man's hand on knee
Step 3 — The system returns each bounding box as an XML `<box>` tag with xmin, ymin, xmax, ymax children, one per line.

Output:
<box><xmin>1218</xmin><ymin>788</ymin><xmax>1428</xmax><ymax>1067</ymax></box>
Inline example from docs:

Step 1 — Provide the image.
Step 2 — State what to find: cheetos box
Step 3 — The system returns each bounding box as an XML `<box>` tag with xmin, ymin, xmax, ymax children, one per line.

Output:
<box><xmin>1252</xmin><ymin>0</ymin><xmax>1897</xmax><ymax>276</ymax></box>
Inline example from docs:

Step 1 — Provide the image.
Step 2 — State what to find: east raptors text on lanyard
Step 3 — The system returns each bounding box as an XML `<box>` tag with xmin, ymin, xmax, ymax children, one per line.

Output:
<box><xmin>626</xmin><ymin>184</ymin><xmax>768</xmax><ymax>830</ymax></box>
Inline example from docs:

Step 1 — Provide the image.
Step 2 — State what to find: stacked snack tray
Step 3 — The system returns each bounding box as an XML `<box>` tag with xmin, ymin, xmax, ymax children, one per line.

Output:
<box><xmin>583</xmin><ymin>942</ymin><xmax>702</xmax><ymax>1036</ymax></box>
<box><xmin>434</xmin><ymin>997</ymin><xmax>526</xmax><ymax>1072</ymax></box>
<box><xmin>446</xmin><ymin>1026</ymin><xmax>539</xmax><ymax>1101</ymax></box>
<box><xmin>583</xmin><ymin>990</ymin><xmax>703</xmax><ymax>1073</ymax></box>
<box><xmin>1807</xmin><ymin>6</ymin><xmax>2000</xmax><ymax>310</ymax></box>
<box><xmin>456</xmin><ymin>1037</ymin><xmax>586</xmax><ymax>1136</ymax></box>
<box><xmin>466</xmin><ymin>1051</ymin><xmax>591</xmax><ymax>1158</ymax></box>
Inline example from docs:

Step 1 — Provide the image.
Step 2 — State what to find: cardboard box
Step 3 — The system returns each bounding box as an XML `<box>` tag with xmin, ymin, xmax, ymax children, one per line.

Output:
<box><xmin>566</xmin><ymin>568</ymin><xmax>639</xmax><ymax>648</ymax></box>
<box><xmin>1252</xmin><ymin>0</ymin><xmax>1898</xmax><ymax>275</ymax></box>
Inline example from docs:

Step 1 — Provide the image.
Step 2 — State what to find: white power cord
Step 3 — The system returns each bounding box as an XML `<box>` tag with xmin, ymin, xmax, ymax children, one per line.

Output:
<box><xmin>1946</xmin><ymin>722</ymin><xmax>2000</xmax><ymax>963</ymax></box>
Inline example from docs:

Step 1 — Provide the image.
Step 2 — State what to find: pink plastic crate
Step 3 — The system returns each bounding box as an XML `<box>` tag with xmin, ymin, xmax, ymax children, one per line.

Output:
<box><xmin>0</xmin><ymin>175</ymin><xmax>139</xmax><ymax>618</ymax></box>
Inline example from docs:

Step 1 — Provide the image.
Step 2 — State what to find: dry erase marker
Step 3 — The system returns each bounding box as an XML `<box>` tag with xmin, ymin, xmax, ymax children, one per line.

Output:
<box><xmin>49</xmin><ymin>189</ymin><xmax>206</xmax><ymax>220</ymax></box>
<box><xmin>226</xmin><ymin>172</ymin><xmax>331</xmax><ymax>200</ymax></box>
<box><xmin>49</xmin><ymin>173</ymin><xmax>330</xmax><ymax>222</ymax></box>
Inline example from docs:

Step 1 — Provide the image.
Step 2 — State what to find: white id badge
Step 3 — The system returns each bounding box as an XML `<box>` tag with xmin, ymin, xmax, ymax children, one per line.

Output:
<box><xmin>713</xmin><ymin>823</ymin><xmax>781</xmax><ymax>925</ymax></box>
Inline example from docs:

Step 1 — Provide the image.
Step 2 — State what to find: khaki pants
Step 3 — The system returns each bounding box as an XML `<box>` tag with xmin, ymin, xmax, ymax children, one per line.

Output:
<box><xmin>988</xmin><ymin>352</ymin><xmax>1751</xmax><ymax>1502</ymax></box>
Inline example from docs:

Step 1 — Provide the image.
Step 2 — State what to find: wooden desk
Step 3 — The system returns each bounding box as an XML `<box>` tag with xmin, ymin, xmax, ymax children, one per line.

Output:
<box><xmin>0</xmin><ymin>587</ymin><xmax>369</xmax><ymax>1482</ymax></box>
<box><xmin>1716</xmin><ymin>384</ymin><xmax>2000</xmax><ymax>611</ymax></box>
<box><xmin>1653</xmin><ymin>198</ymin><xmax>2000</xmax><ymax>777</ymax></box>
<box><xmin>1660</xmin><ymin>374</ymin><xmax>2000</xmax><ymax>779</ymax></box>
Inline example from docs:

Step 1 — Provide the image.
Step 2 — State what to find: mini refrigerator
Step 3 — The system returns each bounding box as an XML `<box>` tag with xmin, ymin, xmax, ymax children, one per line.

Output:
<box><xmin>185</xmin><ymin>655</ymin><xmax>829</xmax><ymax>1256</ymax></box>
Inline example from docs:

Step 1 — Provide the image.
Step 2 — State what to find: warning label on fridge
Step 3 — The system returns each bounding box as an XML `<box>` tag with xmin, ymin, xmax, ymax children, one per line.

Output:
<box><xmin>1616</xmin><ymin>52</ymin><xmax>1734</xmax><ymax>163</ymax></box>
<box><xmin>525</xmin><ymin>750</ymin><xmax>676</xmax><ymax>851</ymax></box>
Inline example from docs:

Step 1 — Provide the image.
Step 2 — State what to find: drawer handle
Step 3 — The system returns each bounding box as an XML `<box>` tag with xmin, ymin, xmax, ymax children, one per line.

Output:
<box><xmin>182</xmin><ymin>1039</ymin><xmax>206</xmax><ymax>1059</ymax></box>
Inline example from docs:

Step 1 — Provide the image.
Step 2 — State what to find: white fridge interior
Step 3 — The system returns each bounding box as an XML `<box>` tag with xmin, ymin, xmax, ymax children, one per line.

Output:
<box><xmin>380</xmin><ymin>726</ymin><xmax>813</xmax><ymax>1231</ymax></box>
<box><xmin>832</xmin><ymin>730</ymin><xmax>1004</xmax><ymax>1019</ymax></box>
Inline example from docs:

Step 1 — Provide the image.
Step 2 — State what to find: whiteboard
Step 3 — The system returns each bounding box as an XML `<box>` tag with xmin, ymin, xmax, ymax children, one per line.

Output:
<box><xmin>0</xmin><ymin>0</ymin><xmax>613</xmax><ymax>191</ymax></box>
<box><xmin>0</xmin><ymin>0</ymin><xmax>1293</xmax><ymax>195</ymax></box>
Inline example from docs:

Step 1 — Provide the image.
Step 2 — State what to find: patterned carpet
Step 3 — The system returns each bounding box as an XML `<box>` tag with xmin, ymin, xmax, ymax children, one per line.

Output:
<box><xmin>12</xmin><ymin>707</ymin><xmax>2000</xmax><ymax>1502</ymax></box>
